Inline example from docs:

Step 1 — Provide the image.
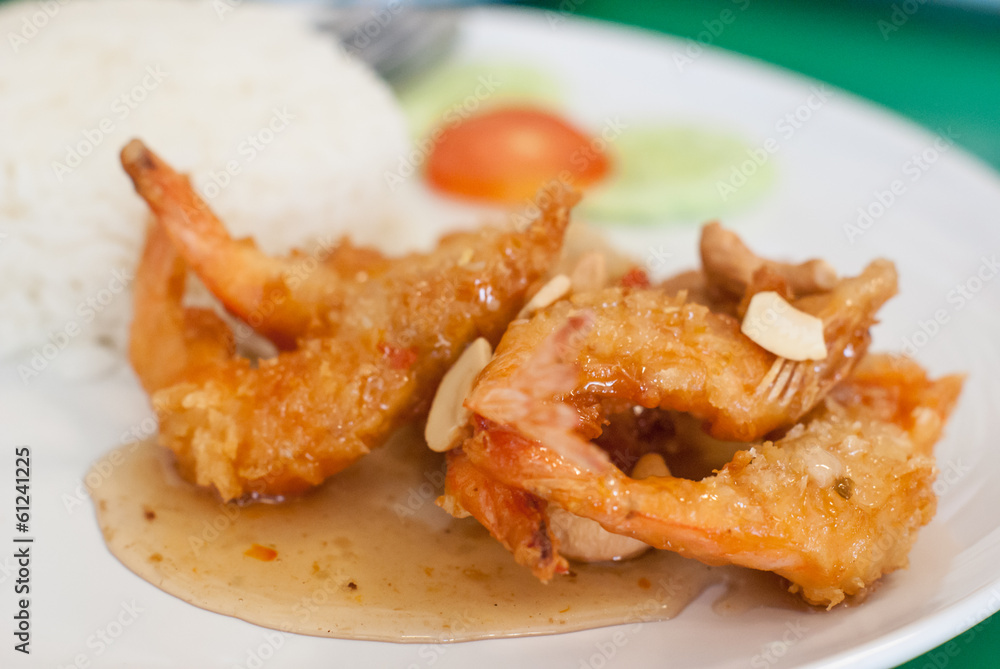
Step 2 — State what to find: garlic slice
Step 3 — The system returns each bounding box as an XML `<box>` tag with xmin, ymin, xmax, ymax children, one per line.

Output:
<box><xmin>424</xmin><ymin>338</ymin><xmax>492</xmax><ymax>453</ymax></box>
<box><xmin>741</xmin><ymin>291</ymin><xmax>828</xmax><ymax>361</ymax></box>
<box><xmin>517</xmin><ymin>274</ymin><xmax>572</xmax><ymax>319</ymax></box>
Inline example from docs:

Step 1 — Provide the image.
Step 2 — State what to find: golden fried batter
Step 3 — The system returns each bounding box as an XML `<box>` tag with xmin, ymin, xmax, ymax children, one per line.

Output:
<box><xmin>439</xmin><ymin>225</ymin><xmax>961</xmax><ymax>606</ymax></box>
<box><xmin>460</xmin><ymin>354</ymin><xmax>962</xmax><ymax>606</ymax></box>
<box><xmin>124</xmin><ymin>141</ymin><xmax>576</xmax><ymax>501</ymax></box>
<box><xmin>468</xmin><ymin>259</ymin><xmax>897</xmax><ymax>449</ymax></box>
<box><xmin>442</xmin><ymin>448</ymin><xmax>569</xmax><ymax>581</ymax></box>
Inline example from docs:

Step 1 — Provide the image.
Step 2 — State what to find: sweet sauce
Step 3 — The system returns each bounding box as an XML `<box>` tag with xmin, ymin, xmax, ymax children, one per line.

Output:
<box><xmin>89</xmin><ymin>428</ymin><xmax>803</xmax><ymax>642</ymax></box>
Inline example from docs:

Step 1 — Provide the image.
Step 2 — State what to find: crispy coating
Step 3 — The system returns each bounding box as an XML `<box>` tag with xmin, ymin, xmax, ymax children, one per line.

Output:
<box><xmin>443</xmin><ymin>225</ymin><xmax>962</xmax><ymax>605</ymax></box>
<box><xmin>442</xmin><ymin>449</ymin><xmax>568</xmax><ymax>581</ymax></box>
<box><xmin>468</xmin><ymin>259</ymin><xmax>898</xmax><ymax>448</ymax></box>
<box><xmin>461</xmin><ymin>354</ymin><xmax>962</xmax><ymax>607</ymax></box>
<box><xmin>124</xmin><ymin>140</ymin><xmax>576</xmax><ymax>501</ymax></box>
<box><xmin>130</xmin><ymin>219</ymin><xmax>235</xmax><ymax>394</ymax></box>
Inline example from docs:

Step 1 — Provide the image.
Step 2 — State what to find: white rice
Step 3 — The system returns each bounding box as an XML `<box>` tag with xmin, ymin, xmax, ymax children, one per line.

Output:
<box><xmin>0</xmin><ymin>0</ymin><xmax>410</xmax><ymax>378</ymax></box>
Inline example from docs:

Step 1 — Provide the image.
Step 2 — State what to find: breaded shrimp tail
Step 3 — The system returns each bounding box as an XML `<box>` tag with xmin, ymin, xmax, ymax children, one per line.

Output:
<box><xmin>463</xmin><ymin>355</ymin><xmax>962</xmax><ymax>607</ymax></box>
<box><xmin>444</xmin><ymin>224</ymin><xmax>962</xmax><ymax>605</ymax></box>
<box><xmin>124</xmin><ymin>140</ymin><xmax>577</xmax><ymax>500</ymax></box>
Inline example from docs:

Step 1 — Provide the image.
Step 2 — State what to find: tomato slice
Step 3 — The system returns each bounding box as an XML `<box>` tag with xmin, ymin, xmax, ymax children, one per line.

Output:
<box><xmin>426</xmin><ymin>107</ymin><xmax>610</xmax><ymax>204</ymax></box>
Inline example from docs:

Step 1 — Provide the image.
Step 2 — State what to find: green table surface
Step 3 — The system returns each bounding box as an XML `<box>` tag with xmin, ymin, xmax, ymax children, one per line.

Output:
<box><xmin>524</xmin><ymin>0</ymin><xmax>1000</xmax><ymax>667</ymax></box>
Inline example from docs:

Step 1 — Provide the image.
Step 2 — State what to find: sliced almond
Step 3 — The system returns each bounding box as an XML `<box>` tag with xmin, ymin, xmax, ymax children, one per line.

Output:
<box><xmin>631</xmin><ymin>452</ymin><xmax>670</xmax><ymax>479</ymax></box>
<box><xmin>517</xmin><ymin>274</ymin><xmax>572</xmax><ymax>319</ymax></box>
<box><xmin>741</xmin><ymin>291</ymin><xmax>827</xmax><ymax>361</ymax></box>
<box><xmin>570</xmin><ymin>251</ymin><xmax>607</xmax><ymax>294</ymax></box>
<box><xmin>556</xmin><ymin>220</ymin><xmax>635</xmax><ymax>282</ymax></box>
<box><xmin>424</xmin><ymin>338</ymin><xmax>492</xmax><ymax>453</ymax></box>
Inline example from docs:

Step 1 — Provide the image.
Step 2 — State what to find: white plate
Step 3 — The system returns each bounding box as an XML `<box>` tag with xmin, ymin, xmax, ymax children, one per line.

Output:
<box><xmin>3</xmin><ymin>7</ymin><xmax>1000</xmax><ymax>669</ymax></box>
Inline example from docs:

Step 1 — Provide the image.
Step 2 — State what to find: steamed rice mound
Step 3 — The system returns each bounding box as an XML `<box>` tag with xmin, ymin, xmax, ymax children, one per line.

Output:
<box><xmin>0</xmin><ymin>0</ymin><xmax>409</xmax><ymax>369</ymax></box>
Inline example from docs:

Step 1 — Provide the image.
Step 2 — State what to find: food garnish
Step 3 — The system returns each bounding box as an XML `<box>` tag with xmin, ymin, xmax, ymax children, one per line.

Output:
<box><xmin>426</xmin><ymin>107</ymin><xmax>609</xmax><ymax>203</ymax></box>
<box><xmin>741</xmin><ymin>291</ymin><xmax>828</xmax><ymax>361</ymax></box>
<box><xmin>517</xmin><ymin>274</ymin><xmax>573</xmax><ymax>318</ymax></box>
<box><xmin>425</xmin><ymin>337</ymin><xmax>493</xmax><ymax>453</ymax></box>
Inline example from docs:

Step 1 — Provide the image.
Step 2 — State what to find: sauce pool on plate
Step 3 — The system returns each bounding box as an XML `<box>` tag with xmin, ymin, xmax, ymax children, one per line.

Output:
<box><xmin>88</xmin><ymin>427</ymin><xmax>804</xmax><ymax>642</ymax></box>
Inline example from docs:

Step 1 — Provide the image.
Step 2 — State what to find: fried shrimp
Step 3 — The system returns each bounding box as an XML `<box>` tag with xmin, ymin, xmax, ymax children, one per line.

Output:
<box><xmin>438</xmin><ymin>225</ymin><xmax>962</xmax><ymax>605</ymax></box>
<box><xmin>124</xmin><ymin>140</ymin><xmax>577</xmax><ymax>501</ymax></box>
<box><xmin>467</xmin><ymin>258</ymin><xmax>898</xmax><ymax>451</ymax></box>
<box><xmin>442</xmin><ymin>448</ymin><xmax>569</xmax><ymax>581</ymax></box>
<box><xmin>460</xmin><ymin>352</ymin><xmax>962</xmax><ymax>606</ymax></box>
<box><xmin>130</xmin><ymin>218</ymin><xmax>235</xmax><ymax>395</ymax></box>
<box><xmin>122</xmin><ymin>139</ymin><xmax>575</xmax><ymax>351</ymax></box>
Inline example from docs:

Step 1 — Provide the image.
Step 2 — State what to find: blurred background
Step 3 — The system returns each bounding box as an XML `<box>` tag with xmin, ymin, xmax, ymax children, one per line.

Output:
<box><xmin>313</xmin><ymin>0</ymin><xmax>1000</xmax><ymax>170</ymax></box>
<box><xmin>522</xmin><ymin>0</ymin><xmax>1000</xmax><ymax>172</ymax></box>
